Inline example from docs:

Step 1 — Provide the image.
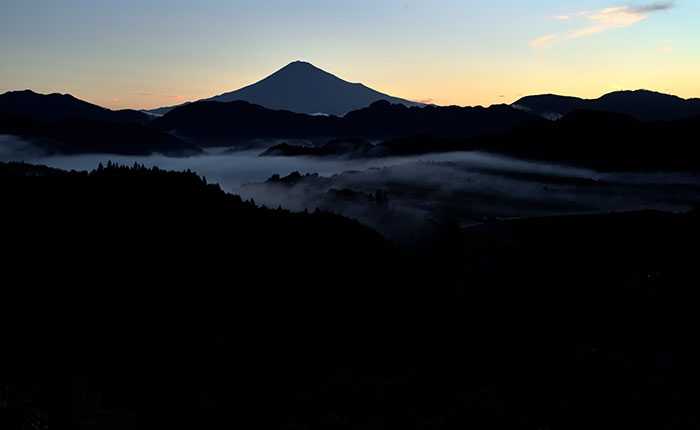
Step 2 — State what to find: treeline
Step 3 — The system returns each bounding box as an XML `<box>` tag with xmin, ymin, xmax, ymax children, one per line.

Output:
<box><xmin>1</xmin><ymin>160</ymin><xmax>419</xmax><ymax>429</ymax></box>
<box><xmin>1</xmin><ymin>160</ymin><xmax>401</xmax><ymax>291</ymax></box>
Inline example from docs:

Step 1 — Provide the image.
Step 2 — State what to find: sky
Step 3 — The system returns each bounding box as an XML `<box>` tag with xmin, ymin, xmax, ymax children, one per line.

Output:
<box><xmin>1</xmin><ymin>0</ymin><xmax>698</xmax><ymax>110</ymax></box>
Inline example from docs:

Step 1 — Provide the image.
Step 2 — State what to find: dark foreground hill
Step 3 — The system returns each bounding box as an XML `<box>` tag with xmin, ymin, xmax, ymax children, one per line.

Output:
<box><xmin>0</xmin><ymin>89</ymin><xmax>152</xmax><ymax>124</ymax></box>
<box><xmin>513</xmin><ymin>89</ymin><xmax>700</xmax><ymax>122</ymax></box>
<box><xmin>2</xmin><ymin>162</ymin><xmax>700</xmax><ymax>428</ymax></box>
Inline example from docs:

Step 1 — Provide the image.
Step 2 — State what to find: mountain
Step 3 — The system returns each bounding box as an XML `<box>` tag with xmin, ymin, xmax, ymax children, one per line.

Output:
<box><xmin>254</xmin><ymin>106</ymin><xmax>700</xmax><ymax>170</ymax></box>
<box><xmin>0</xmin><ymin>90</ymin><xmax>200</xmax><ymax>155</ymax></box>
<box><xmin>150</xmin><ymin>99</ymin><xmax>536</xmax><ymax>144</ymax></box>
<box><xmin>339</xmin><ymin>99</ymin><xmax>535</xmax><ymax>139</ymax></box>
<box><xmin>513</xmin><ymin>90</ymin><xmax>700</xmax><ymax>122</ymax></box>
<box><xmin>146</xmin><ymin>61</ymin><xmax>425</xmax><ymax>116</ymax></box>
<box><xmin>0</xmin><ymin>113</ymin><xmax>201</xmax><ymax>156</ymax></box>
<box><xmin>469</xmin><ymin>110</ymin><xmax>700</xmax><ymax>171</ymax></box>
<box><xmin>0</xmin><ymin>89</ymin><xmax>151</xmax><ymax>124</ymax></box>
<box><xmin>149</xmin><ymin>100</ymin><xmax>336</xmax><ymax>143</ymax></box>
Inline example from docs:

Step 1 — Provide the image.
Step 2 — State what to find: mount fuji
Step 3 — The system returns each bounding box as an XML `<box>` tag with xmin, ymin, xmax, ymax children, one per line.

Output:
<box><xmin>147</xmin><ymin>61</ymin><xmax>425</xmax><ymax>116</ymax></box>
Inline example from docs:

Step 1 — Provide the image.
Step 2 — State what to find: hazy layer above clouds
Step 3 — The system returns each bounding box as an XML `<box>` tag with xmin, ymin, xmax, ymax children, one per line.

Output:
<box><xmin>3</xmin><ymin>139</ymin><xmax>699</xmax><ymax>247</ymax></box>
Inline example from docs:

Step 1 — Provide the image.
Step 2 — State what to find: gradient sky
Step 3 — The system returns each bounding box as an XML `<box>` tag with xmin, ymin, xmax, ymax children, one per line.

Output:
<box><xmin>1</xmin><ymin>0</ymin><xmax>698</xmax><ymax>110</ymax></box>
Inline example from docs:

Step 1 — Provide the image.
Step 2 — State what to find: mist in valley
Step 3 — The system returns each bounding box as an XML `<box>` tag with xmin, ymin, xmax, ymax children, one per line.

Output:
<box><xmin>3</xmin><ymin>135</ymin><xmax>700</xmax><ymax>247</ymax></box>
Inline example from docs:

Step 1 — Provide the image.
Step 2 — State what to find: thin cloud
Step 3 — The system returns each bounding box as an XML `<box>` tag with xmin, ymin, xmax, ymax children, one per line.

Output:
<box><xmin>584</xmin><ymin>1</ymin><xmax>675</xmax><ymax>31</ymax></box>
<box><xmin>533</xmin><ymin>2</ymin><xmax>675</xmax><ymax>49</ymax></box>
<box><xmin>568</xmin><ymin>25</ymin><xmax>607</xmax><ymax>39</ymax></box>
<box><xmin>599</xmin><ymin>6</ymin><xmax>629</xmax><ymax>14</ymax></box>
<box><xmin>412</xmin><ymin>98</ymin><xmax>434</xmax><ymax>104</ymax></box>
<box><xmin>631</xmin><ymin>1</ymin><xmax>675</xmax><ymax>13</ymax></box>
<box><xmin>530</xmin><ymin>34</ymin><xmax>557</xmax><ymax>49</ymax></box>
<box><xmin>587</xmin><ymin>6</ymin><xmax>648</xmax><ymax>28</ymax></box>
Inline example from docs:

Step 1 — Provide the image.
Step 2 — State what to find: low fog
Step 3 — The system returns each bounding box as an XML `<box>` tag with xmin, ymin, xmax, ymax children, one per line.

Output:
<box><xmin>1</xmin><ymin>142</ymin><xmax>490</xmax><ymax>190</ymax></box>
<box><xmin>3</xmin><ymin>136</ymin><xmax>700</xmax><ymax>247</ymax></box>
<box><xmin>237</xmin><ymin>156</ymin><xmax>700</xmax><ymax>247</ymax></box>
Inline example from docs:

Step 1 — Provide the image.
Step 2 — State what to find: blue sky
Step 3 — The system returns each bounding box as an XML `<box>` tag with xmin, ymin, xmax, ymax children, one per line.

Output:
<box><xmin>1</xmin><ymin>0</ymin><xmax>697</xmax><ymax>109</ymax></box>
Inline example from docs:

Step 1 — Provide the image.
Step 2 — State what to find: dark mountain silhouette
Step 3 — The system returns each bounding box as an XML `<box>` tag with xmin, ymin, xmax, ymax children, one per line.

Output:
<box><xmin>513</xmin><ymin>89</ymin><xmax>700</xmax><ymax>122</ymax></box>
<box><xmin>470</xmin><ymin>109</ymin><xmax>700</xmax><ymax>171</ymax></box>
<box><xmin>150</xmin><ymin>99</ymin><xmax>536</xmax><ymax>144</ymax></box>
<box><xmin>340</xmin><ymin>100</ymin><xmax>534</xmax><ymax>139</ymax></box>
<box><xmin>146</xmin><ymin>61</ymin><xmax>425</xmax><ymax>116</ymax></box>
<box><xmin>259</xmin><ymin>108</ymin><xmax>700</xmax><ymax>171</ymax></box>
<box><xmin>0</xmin><ymin>89</ymin><xmax>152</xmax><ymax>124</ymax></box>
<box><xmin>0</xmin><ymin>112</ymin><xmax>201</xmax><ymax>156</ymax></box>
<box><xmin>150</xmin><ymin>100</ymin><xmax>334</xmax><ymax>143</ymax></box>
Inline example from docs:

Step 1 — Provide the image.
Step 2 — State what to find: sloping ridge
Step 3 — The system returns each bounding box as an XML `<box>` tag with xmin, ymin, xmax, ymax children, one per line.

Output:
<box><xmin>150</xmin><ymin>99</ymin><xmax>535</xmax><ymax>144</ymax></box>
<box><xmin>148</xmin><ymin>61</ymin><xmax>424</xmax><ymax>116</ymax></box>
<box><xmin>0</xmin><ymin>90</ymin><xmax>198</xmax><ymax>156</ymax></box>
<box><xmin>0</xmin><ymin>89</ymin><xmax>150</xmax><ymax>124</ymax></box>
<box><xmin>513</xmin><ymin>90</ymin><xmax>700</xmax><ymax>122</ymax></box>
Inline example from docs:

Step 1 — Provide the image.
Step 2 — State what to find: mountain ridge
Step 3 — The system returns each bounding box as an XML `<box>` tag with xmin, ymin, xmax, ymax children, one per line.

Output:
<box><xmin>0</xmin><ymin>89</ymin><xmax>151</xmax><ymax>124</ymax></box>
<box><xmin>513</xmin><ymin>89</ymin><xmax>700</xmax><ymax>121</ymax></box>
<box><xmin>0</xmin><ymin>112</ymin><xmax>202</xmax><ymax>156</ymax></box>
<box><xmin>149</xmin><ymin>99</ymin><xmax>536</xmax><ymax>144</ymax></box>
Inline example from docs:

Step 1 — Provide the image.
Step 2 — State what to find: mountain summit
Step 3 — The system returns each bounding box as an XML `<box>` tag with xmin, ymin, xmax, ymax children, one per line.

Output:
<box><xmin>148</xmin><ymin>61</ymin><xmax>424</xmax><ymax>116</ymax></box>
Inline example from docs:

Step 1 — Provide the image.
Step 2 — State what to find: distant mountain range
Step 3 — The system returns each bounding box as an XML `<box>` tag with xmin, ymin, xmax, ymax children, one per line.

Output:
<box><xmin>513</xmin><ymin>90</ymin><xmax>700</xmax><ymax>122</ymax></box>
<box><xmin>146</xmin><ymin>61</ymin><xmax>425</xmax><ymax>116</ymax></box>
<box><xmin>0</xmin><ymin>89</ymin><xmax>151</xmax><ymax>124</ymax></box>
<box><xmin>149</xmin><ymin>99</ymin><xmax>536</xmax><ymax>143</ymax></box>
<box><xmin>2</xmin><ymin>81</ymin><xmax>700</xmax><ymax>168</ymax></box>
<box><xmin>259</xmin><ymin>110</ymin><xmax>700</xmax><ymax>171</ymax></box>
<box><xmin>0</xmin><ymin>113</ymin><xmax>201</xmax><ymax>156</ymax></box>
<box><xmin>469</xmin><ymin>110</ymin><xmax>700</xmax><ymax>171</ymax></box>
<box><xmin>0</xmin><ymin>91</ymin><xmax>199</xmax><ymax>156</ymax></box>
